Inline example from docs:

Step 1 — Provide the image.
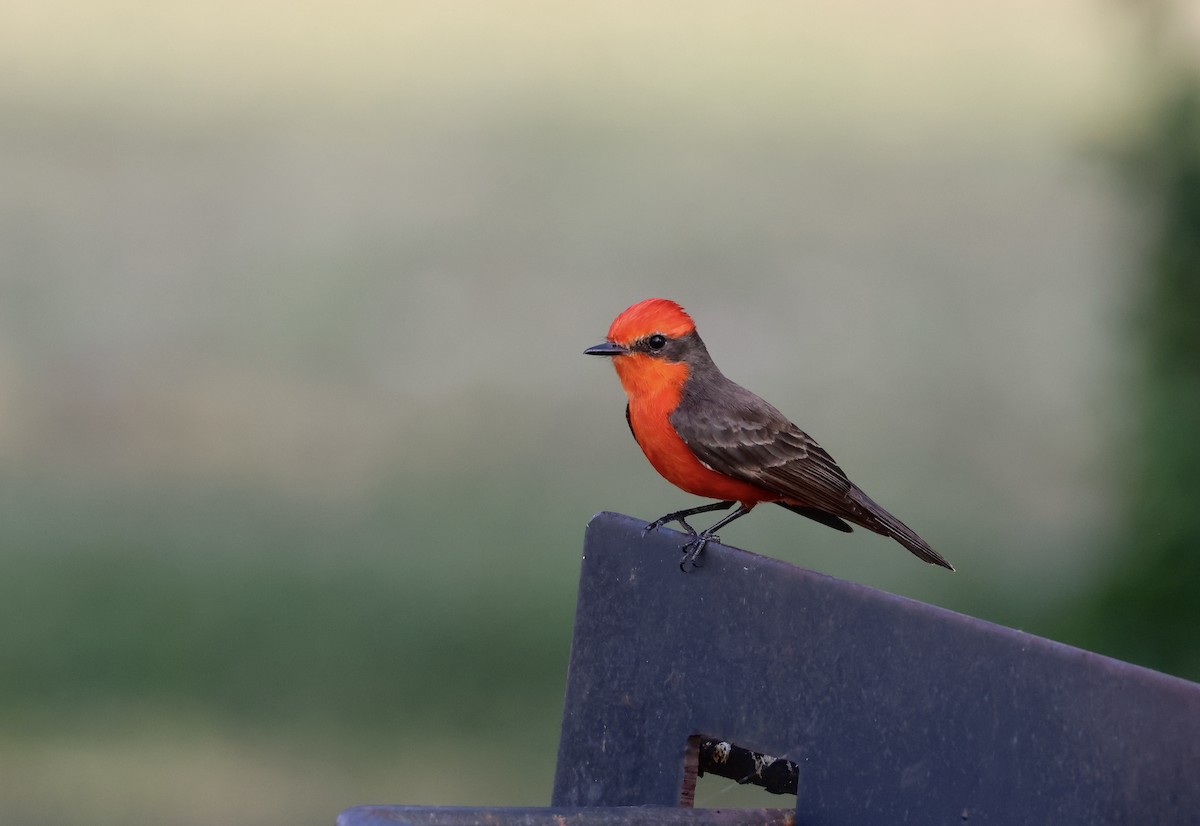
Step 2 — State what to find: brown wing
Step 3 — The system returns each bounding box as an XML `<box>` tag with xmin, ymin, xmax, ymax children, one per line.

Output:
<box><xmin>668</xmin><ymin>378</ymin><xmax>857</xmax><ymax>517</ymax></box>
<box><xmin>670</xmin><ymin>373</ymin><xmax>954</xmax><ymax>570</ymax></box>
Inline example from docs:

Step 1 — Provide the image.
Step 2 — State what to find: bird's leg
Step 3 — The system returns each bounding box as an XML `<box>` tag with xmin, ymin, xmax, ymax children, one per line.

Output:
<box><xmin>643</xmin><ymin>500</ymin><xmax>735</xmax><ymax>537</ymax></box>
<box><xmin>679</xmin><ymin>504</ymin><xmax>754</xmax><ymax>572</ymax></box>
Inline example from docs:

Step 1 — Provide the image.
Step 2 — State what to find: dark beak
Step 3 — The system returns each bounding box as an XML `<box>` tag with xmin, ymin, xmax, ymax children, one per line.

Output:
<box><xmin>584</xmin><ymin>341</ymin><xmax>628</xmax><ymax>357</ymax></box>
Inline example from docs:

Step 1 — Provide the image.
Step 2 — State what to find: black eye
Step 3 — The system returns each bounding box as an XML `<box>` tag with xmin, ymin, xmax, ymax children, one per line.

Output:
<box><xmin>647</xmin><ymin>334</ymin><xmax>667</xmax><ymax>351</ymax></box>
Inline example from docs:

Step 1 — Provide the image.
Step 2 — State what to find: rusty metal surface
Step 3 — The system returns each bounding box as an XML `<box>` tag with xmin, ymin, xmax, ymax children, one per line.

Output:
<box><xmin>337</xmin><ymin>806</ymin><xmax>793</xmax><ymax>826</ymax></box>
<box><xmin>551</xmin><ymin>512</ymin><xmax>1200</xmax><ymax>825</ymax></box>
<box><xmin>697</xmin><ymin>739</ymin><xmax>797</xmax><ymax>796</ymax></box>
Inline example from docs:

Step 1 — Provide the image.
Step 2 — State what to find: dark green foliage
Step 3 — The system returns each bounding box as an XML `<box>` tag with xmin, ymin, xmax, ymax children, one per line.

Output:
<box><xmin>1084</xmin><ymin>80</ymin><xmax>1200</xmax><ymax>679</ymax></box>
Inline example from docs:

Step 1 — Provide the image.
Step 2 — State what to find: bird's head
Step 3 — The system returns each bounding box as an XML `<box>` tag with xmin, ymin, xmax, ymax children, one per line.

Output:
<box><xmin>584</xmin><ymin>298</ymin><xmax>709</xmax><ymax>397</ymax></box>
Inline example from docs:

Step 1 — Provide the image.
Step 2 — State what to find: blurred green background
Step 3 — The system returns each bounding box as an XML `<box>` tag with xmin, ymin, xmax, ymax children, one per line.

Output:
<box><xmin>2</xmin><ymin>1</ymin><xmax>1199</xmax><ymax>823</ymax></box>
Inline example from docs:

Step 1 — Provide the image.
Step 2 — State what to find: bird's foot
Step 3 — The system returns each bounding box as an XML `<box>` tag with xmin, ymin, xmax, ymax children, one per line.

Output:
<box><xmin>679</xmin><ymin>534</ymin><xmax>718</xmax><ymax>572</ymax></box>
<box><xmin>643</xmin><ymin>513</ymin><xmax>698</xmax><ymax>538</ymax></box>
<box><xmin>642</xmin><ymin>501</ymin><xmax>736</xmax><ymax>539</ymax></box>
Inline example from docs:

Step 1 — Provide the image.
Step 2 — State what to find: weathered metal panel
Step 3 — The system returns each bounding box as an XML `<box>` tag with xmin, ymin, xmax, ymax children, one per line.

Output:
<box><xmin>551</xmin><ymin>512</ymin><xmax>1200</xmax><ymax>825</ymax></box>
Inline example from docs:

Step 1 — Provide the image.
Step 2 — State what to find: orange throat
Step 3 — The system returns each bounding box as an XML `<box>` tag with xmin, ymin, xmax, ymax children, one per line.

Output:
<box><xmin>612</xmin><ymin>353</ymin><xmax>688</xmax><ymax>401</ymax></box>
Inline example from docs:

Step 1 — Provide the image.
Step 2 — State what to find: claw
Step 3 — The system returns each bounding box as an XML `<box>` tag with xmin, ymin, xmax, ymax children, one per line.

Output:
<box><xmin>640</xmin><ymin>502</ymin><xmax>747</xmax><ymax>572</ymax></box>
<box><xmin>679</xmin><ymin>535</ymin><xmax>715</xmax><ymax>572</ymax></box>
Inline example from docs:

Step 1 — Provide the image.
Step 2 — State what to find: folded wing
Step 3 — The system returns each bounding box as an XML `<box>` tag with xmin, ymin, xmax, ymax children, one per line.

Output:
<box><xmin>670</xmin><ymin>378</ymin><xmax>953</xmax><ymax>570</ymax></box>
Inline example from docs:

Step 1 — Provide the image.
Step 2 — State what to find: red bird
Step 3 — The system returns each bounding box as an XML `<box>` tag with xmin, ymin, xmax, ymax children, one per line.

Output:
<box><xmin>585</xmin><ymin>298</ymin><xmax>953</xmax><ymax>572</ymax></box>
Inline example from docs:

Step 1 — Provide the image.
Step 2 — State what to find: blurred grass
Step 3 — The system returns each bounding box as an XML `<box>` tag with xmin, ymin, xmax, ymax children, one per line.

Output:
<box><xmin>0</xmin><ymin>472</ymin><xmax>579</xmax><ymax>729</ymax></box>
<box><xmin>0</xmin><ymin>473</ymin><xmax>578</xmax><ymax>822</ymax></box>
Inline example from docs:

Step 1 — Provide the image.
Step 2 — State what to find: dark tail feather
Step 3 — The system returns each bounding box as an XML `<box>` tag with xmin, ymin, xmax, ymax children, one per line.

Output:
<box><xmin>777</xmin><ymin>502</ymin><xmax>854</xmax><ymax>533</ymax></box>
<box><xmin>848</xmin><ymin>487</ymin><xmax>955</xmax><ymax>571</ymax></box>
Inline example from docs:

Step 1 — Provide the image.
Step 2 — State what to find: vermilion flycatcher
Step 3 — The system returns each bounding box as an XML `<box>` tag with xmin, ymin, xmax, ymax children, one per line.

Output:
<box><xmin>585</xmin><ymin>297</ymin><xmax>953</xmax><ymax>572</ymax></box>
